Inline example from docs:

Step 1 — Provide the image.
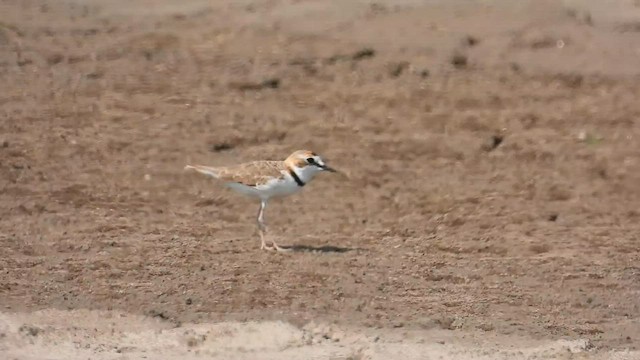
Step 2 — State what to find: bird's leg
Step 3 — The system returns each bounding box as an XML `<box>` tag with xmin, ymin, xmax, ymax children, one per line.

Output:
<box><xmin>256</xmin><ymin>200</ymin><xmax>290</xmax><ymax>252</ymax></box>
<box><xmin>257</xmin><ymin>200</ymin><xmax>271</xmax><ymax>250</ymax></box>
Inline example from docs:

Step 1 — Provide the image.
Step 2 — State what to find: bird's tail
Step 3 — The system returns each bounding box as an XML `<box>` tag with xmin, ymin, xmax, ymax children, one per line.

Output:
<box><xmin>184</xmin><ymin>164</ymin><xmax>220</xmax><ymax>178</ymax></box>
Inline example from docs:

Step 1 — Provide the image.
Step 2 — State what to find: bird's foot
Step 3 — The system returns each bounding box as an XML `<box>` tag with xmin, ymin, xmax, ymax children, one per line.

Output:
<box><xmin>260</xmin><ymin>240</ymin><xmax>291</xmax><ymax>252</ymax></box>
<box><xmin>271</xmin><ymin>241</ymin><xmax>292</xmax><ymax>252</ymax></box>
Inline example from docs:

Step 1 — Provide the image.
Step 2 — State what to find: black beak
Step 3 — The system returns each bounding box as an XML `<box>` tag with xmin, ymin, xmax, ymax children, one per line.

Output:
<box><xmin>319</xmin><ymin>164</ymin><xmax>338</xmax><ymax>173</ymax></box>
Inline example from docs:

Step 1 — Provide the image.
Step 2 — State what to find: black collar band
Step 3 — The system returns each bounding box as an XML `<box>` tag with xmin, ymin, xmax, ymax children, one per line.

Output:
<box><xmin>289</xmin><ymin>169</ymin><xmax>305</xmax><ymax>187</ymax></box>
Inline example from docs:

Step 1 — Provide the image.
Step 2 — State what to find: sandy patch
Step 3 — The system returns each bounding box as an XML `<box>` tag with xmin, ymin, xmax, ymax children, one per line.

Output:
<box><xmin>1</xmin><ymin>309</ymin><xmax>636</xmax><ymax>360</ymax></box>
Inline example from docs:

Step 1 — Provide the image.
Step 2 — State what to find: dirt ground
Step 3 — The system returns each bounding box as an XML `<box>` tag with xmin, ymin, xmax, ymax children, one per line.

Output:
<box><xmin>1</xmin><ymin>0</ymin><xmax>640</xmax><ymax>358</ymax></box>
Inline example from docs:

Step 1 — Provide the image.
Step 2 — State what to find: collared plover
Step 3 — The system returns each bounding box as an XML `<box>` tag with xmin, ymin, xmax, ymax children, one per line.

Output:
<box><xmin>185</xmin><ymin>150</ymin><xmax>337</xmax><ymax>251</ymax></box>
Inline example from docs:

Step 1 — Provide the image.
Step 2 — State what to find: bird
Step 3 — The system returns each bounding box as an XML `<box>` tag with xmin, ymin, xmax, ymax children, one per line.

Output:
<box><xmin>185</xmin><ymin>150</ymin><xmax>338</xmax><ymax>252</ymax></box>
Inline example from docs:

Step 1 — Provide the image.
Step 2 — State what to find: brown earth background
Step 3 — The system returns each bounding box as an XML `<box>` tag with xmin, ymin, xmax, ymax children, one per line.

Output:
<box><xmin>1</xmin><ymin>0</ymin><xmax>639</xmax><ymax>358</ymax></box>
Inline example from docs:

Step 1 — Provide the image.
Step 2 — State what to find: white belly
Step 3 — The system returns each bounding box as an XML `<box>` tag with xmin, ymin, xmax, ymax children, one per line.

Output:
<box><xmin>225</xmin><ymin>176</ymin><xmax>302</xmax><ymax>200</ymax></box>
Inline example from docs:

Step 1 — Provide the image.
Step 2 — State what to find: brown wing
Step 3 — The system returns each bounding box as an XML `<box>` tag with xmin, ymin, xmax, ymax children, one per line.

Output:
<box><xmin>204</xmin><ymin>161</ymin><xmax>288</xmax><ymax>187</ymax></box>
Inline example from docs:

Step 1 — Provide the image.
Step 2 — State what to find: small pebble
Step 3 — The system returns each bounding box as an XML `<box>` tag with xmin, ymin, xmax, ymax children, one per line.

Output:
<box><xmin>578</xmin><ymin>130</ymin><xmax>587</xmax><ymax>141</ymax></box>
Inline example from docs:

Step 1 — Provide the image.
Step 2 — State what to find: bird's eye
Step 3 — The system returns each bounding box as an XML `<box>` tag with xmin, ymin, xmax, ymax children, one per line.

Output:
<box><xmin>306</xmin><ymin>157</ymin><xmax>316</xmax><ymax>164</ymax></box>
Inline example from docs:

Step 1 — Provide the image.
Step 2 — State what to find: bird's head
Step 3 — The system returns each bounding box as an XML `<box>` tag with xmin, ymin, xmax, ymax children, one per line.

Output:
<box><xmin>285</xmin><ymin>150</ymin><xmax>338</xmax><ymax>181</ymax></box>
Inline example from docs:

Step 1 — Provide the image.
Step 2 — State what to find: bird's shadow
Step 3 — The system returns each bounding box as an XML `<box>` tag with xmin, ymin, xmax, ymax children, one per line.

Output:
<box><xmin>281</xmin><ymin>244</ymin><xmax>362</xmax><ymax>254</ymax></box>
